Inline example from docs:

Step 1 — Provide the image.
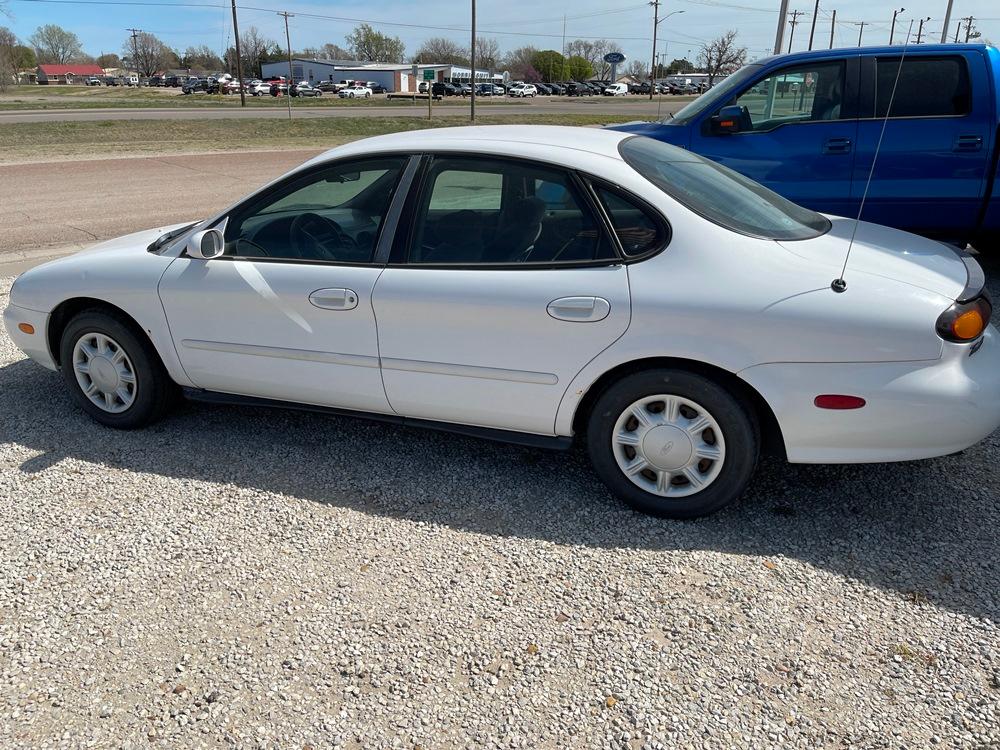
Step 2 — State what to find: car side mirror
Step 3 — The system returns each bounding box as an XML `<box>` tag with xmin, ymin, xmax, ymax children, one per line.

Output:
<box><xmin>711</xmin><ymin>105</ymin><xmax>744</xmax><ymax>134</ymax></box>
<box><xmin>186</xmin><ymin>228</ymin><xmax>225</xmax><ymax>259</ymax></box>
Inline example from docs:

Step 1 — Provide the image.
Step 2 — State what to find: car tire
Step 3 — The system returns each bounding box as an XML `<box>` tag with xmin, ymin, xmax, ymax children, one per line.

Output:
<box><xmin>586</xmin><ymin>369</ymin><xmax>759</xmax><ymax>518</ymax></box>
<box><xmin>59</xmin><ymin>310</ymin><xmax>178</xmax><ymax>430</ymax></box>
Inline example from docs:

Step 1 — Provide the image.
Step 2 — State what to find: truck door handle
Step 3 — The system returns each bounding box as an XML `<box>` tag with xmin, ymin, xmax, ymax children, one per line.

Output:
<box><xmin>953</xmin><ymin>135</ymin><xmax>983</xmax><ymax>152</ymax></box>
<box><xmin>308</xmin><ymin>288</ymin><xmax>358</xmax><ymax>310</ymax></box>
<box><xmin>822</xmin><ymin>137</ymin><xmax>852</xmax><ymax>154</ymax></box>
<box><xmin>546</xmin><ymin>296</ymin><xmax>611</xmax><ymax>322</ymax></box>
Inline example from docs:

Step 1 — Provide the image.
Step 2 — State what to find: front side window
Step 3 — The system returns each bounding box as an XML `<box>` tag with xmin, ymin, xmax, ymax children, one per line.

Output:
<box><xmin>733</xmin><ymin>61</ymin><xmax>845</xmax><ymax>131</ymax></box>
<box><xmin>224</xmin><ymin>156</ymin><xmax>406</xmax><ymax>263</ymax></box>
<box><xmin>408</xmin><ymin>157</ymin><xmax>615</xmax><ymax>264</ymax></box>
<box><xmin>874</xmin><ymin>56</ymin><xmax>970</xmax><ymax>118</ymax></box>
<box><xmin>619</xmin><ymin>136</ymin><xmax>830</xmax><ymax>241</ymax></box>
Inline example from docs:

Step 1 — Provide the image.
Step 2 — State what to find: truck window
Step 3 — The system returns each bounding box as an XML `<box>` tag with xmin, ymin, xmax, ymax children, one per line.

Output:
<box><xmin>733</xmin><ymin>61</ymin><xmax>845</xmax><ymax>132</ymax></box>
<box><xmin>874</xmin><ymin>56</ymin><xmax>970</xmax><ymax>118</ymax></box>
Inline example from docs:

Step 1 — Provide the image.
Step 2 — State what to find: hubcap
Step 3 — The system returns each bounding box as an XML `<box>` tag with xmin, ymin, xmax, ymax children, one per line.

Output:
<box><xmin>72</xmin><ymin>332</ymin><xmax>137</xmax><ymax>414</ymax></box>
<box><xmin>611</xmin><ymin>394</ymin><xmax>725</xmax><ymax>498</ymax></box>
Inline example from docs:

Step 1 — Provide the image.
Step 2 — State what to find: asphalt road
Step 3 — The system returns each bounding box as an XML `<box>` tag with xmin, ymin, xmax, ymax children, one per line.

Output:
<box><xmin>0</xmin><ymin>150</ymin><xmax>321</xmax><ymax>274</ymax></box>
<box><xmin>0</xmin><ymin>97</ymin><xmax>684</xmax><ymax>123</ymax></box>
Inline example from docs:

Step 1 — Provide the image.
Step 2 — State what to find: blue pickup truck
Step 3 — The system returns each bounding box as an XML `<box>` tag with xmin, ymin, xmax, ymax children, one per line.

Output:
<box><xmin>613</xmin><ymin>44</ymin><xmax>1000</xmax><ymax>247</ymax></box>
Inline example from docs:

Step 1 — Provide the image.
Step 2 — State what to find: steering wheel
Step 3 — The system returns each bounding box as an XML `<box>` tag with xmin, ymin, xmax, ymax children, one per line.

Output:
<box><xmin>289</xmin><ymin>212</ymin><xmax>356</xmax><ymax>261</ymax></box>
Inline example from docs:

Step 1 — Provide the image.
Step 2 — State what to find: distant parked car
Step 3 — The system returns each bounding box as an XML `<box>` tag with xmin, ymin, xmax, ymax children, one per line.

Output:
<box><xmin>604</xmin><ymin>83</ymin><xmax>629</xmax><ymax>96</ymax></box>
<box><xmin>182</xmin><ymin>78</ymin><xmax>209</xmax><ymax>94</ymax></box>
<box><xmin>458</xmin><ymin>83</ymin><xmax>473</xmax><ymax>96</ymax></box>
<box><xmin>148</xmin><ymin>75</ymin><xmax>163</xmax><ymax>87</ymax></box>
<box><xmin>475</xmin><ymin>83</ymin><xmax>494</xmax><ymax>96</ymax></box>
<box><xmin>366</xmin><ymin>82</ymin><xmax>388</xmax><ymax>94</ymax></box>
<box><xmin>509</xmin><ymin>83</ymin><xmax>537</xmax><ymax>97</ymax></box>
<box><xmin>565</xmin><ymin>82</ymin><xmax>591</xmax><ymax>96</ymax></box>
<box><xmin>338</xmin><ymin>84</ymin><xmax>372</xmax><ymax>99</ymax></box>
<box><xmin>316</xmin><ymin>81</ymin><xmax>339</xmax><ymax>93</ymax></box>
<box><xmin>431</xmin><ymin>82</ymin><xmax>460</xmax><ymax>97</ymax></box>
<box><xmin>248</xmin><ymin>80</ymin><xmax>270</xmax><ymax>96</ymax></box>
<box><xmin>84</xmin><ymin>77</ymin><xmax>102</xmax><ymax>86</ymax></box>
<box><xmin>293</xmin><ymin>83</ymin><xmax>322</xmax><ymax>97</ymax></box>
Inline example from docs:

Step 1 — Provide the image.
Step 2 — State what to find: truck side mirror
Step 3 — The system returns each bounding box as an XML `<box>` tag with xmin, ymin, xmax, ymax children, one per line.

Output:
<box><xmin>711</xmin><ymin>105</ymin><xmax>744</xmax><ymax>134</ymax></box>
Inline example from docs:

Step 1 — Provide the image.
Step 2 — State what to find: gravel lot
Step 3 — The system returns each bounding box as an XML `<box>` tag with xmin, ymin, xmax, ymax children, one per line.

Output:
<box><xmin>1</xmin><ymin>270</ymin><xmax>998</xmax><ymax>749</ymax></box>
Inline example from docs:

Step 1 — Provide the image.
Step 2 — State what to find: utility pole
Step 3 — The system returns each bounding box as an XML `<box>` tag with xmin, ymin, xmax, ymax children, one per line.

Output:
<box><xmin>807</xmin><ymin>0</ymin><xmax>820</xmax><ymax>50</ymax></box>
<box><xmin>787</xmin><ymin>10</ymin><xmax>804</xmax><ymax>53</ymax></box>
<box><xmin>277</xmin><ymin>11</ymin><xmax>293</xmax><ymax>120</ymax></box>
<box><xmin>127</xmin><ymin>28</ymin><xmax>141</xmax><ymax>81</ymax></box>
<box><xmin>915</xmin><ymin>16</ymin><xmax>930</xmax><ymax>43</ymax></box>
<box><xmin>940</xmin><ymin>0</ymin><xmax>953</xmax><ymax>43</ymax></box>
<box><xmin>954</xmin><ymin>21</ymin><xmax>961</xmax><ymax>42</ymax></box>
<box><xmin>774</xmin><ymin>0</ymin><xmax>791</xmax><ymax>54</ymax></box>
<box><xmin>962</xmin><ymin>16</ymin><xmax>975</xmax><ymax>42</ymax></box>
<box><xmin>650</xmin><ymin>8</ymin><xmax>683</xmax><ymax>100</ymax></box>
<box><xmin>829</xmin><ymin>9</ymin><xmax>836</xmax><ymax>48</ymax></box>
<box><xmin>649</xmin><ymin>0</ymin><xmax>659</xmax><ymax>101</ymax></box>
<box><xmin>855</xmin><ymin>20</ymin><xmax>866</xmax><ymax>46</ymax></box>
<box><xmin>889</xmin><ymin>7</ymin><xmax>904</xmax><ymax>44</ymax></box>
<box><xmin>230</xmin><ymin>0</ymin><xmax>245</xmax><ymax>106</ymax></box>
<box><xmin>470</xmin><ymin>0</ymin><xmax>476</xmax><ymax>121</ymax></box>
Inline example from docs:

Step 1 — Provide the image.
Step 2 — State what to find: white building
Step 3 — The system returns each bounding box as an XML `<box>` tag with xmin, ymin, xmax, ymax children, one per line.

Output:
<box><xmin>260</xmin><ymin>59</ymin><xmax>504</xmax><ymax>93</ymax></box>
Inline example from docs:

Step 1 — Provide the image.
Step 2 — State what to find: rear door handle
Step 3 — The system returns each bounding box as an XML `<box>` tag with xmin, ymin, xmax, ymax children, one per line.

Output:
<box><xmin>822</xmin><ymin>137</ymin><xmax>852</xmax><ymax>154</ymax></box>
<box><xmin>547</xmin><ymin>296</ymin><xmax>611</xmax><ymax>322</ymax></box>
<box><xmin>308</xmin><ymin>288</ymin><xmax>358</xmax><ymax>310</ymax></box>
<box><xmin>954</xmin><ymin>135</ymin><xmax>983</xmax><ymax>152</ymax></box>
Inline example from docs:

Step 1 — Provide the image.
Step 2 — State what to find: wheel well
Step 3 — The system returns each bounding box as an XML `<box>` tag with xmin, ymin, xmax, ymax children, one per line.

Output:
<box><xmin>47</xmin><ymin>298</ymin><xmax>153</xmax><ymax>367</ymax></box>
<box><xmin>571</xmin><ymin>357</ymin><xmax>787</xmax><ymax>460</ymax></box>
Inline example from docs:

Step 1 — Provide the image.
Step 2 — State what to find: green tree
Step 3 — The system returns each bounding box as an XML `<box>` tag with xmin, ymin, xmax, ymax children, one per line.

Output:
<box><xmin>530</xmin><ymin>49</ymin><xmax>566</xmax><ymax>82</ymax></box>
<box><xmin>666</xmin><ymin>57</ymin><xmax>694</xmax><ymax>75</ymax></box>
<box><xmin>414</xmin><ymin>37</ymin><xmax>467</xmax><ymax>65</ymax></box>
<box><xmin>566</xmin><ymin>55</ymin><xmax>592</xmax><ymax>80</ymax></box>
<box><xmin>96</xmin><ymin>52</ymin><xmax>120</xmax><ymax>68</ymax></box>
<box><xmin>180</xmin><ymin>45</ymin><xmax>222</xmax><ymax>72</ymax></box>
<box><xmin>345</xmin><ymin>23</ymin><xmax>405</xmax><ymax>63</ymax></box>
<box><xmin>29</xmin><ymin>24</ymin><xmax>82</xmax><ymax>64</ymax></box>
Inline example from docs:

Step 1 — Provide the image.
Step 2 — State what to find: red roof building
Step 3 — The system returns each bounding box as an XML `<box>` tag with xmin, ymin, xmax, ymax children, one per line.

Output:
<box><xmin>37</xmin><ymin>64</ymin><xmax>106</xmax><ymax>84</ymax></box>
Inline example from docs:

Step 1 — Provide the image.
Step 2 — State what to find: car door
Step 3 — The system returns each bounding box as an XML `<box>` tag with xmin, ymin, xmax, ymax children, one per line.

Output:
<box><xmin>851</xmin><ymin>51</ymin><xmax>992</xmax><ymax>239</ymax></box>
<box><xmin>371</xmin><ymin>155</ymin><xmax>632</xmax><ymax>435</ymax></box>
<box><xmin>689</xmin><ymin>56</ymin><xmax>860</xmax><ymax>217</ymax></box>
<box><xmin>158</xmin><ymin>154</ymin><xmax>416</xmax><ymax>413</ymax></box>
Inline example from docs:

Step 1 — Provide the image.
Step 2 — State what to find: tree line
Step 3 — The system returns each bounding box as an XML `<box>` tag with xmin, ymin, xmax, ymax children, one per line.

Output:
<box><xmin>1</xmin><ymin>21</ymin><xmax>745</xmax><ymax>89</ymax></box>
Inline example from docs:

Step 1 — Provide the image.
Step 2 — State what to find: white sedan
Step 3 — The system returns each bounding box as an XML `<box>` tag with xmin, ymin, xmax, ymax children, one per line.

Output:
<box><xmin>5</xmin><ymin>126</ymin><xmax>999</xmax><ymax>518</ymax></box>
<box><xmin>338</xmin><ymin>85</ymin><xmax>372</xmax><ymax>99</ymax></box>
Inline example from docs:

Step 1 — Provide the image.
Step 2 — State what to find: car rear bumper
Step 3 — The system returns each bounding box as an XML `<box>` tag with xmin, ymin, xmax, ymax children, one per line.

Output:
<box><xmin>3</xmin><ymin>303</ymin><xmax>57</xmax><ymax>371</ymax></box>
<box><xmin>739</xmin><ymin>325</ymin><xmax>1000</xmax><ymax>463</ymax></box>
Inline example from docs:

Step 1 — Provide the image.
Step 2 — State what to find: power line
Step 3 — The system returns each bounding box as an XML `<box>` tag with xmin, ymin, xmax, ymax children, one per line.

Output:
<box><xmin>9</xmin><ymin>0</ymin><xmax>706</xmax><ymax>43</ymax></box>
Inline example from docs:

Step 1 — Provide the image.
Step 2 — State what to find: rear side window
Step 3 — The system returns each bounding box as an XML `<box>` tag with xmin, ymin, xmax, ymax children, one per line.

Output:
<box><xmin>619</xmin><ymin>136</ymin><xmax>830</xmax><ymax>241</ymax></box>
<box><xmin>874</xmin><ymin>56</ymin><xmax>970</xmax><ymax>118</ymax></box>
<box><xmin>595</xmin><ymin>186</ymin><xmax>667</xmax><ymax>257</ymax></box>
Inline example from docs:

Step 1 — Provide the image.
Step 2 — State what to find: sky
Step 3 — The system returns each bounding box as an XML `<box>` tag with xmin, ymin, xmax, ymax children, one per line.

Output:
<box><xmin>2</xmin><ymin>0</ymin><xmax>997</xmax><ymax>68</ymax></box>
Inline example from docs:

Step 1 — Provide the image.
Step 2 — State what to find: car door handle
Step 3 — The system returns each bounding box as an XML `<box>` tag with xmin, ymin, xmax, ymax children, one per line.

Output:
<box><xmin>546</xmin><ymin>296</ymin><xmax>611</xmax><ymax>322</ymax></box>
<box><xmin>822</xmin><ymin>137</ymin><xmax>852</xmax><ymax>154</ymax></box>
<box><xmin>308</xmin><ymin>288</ymin><xmax>358</xmax><ymax>310</ymax></box>
<box><xmin>953</xmin><ymin>135</ymin><xmax>983</xmax><ymax>152</ymax></box>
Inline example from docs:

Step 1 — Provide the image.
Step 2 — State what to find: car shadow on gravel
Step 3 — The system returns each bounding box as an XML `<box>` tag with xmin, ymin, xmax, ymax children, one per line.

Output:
<box><xmin>2</xmin><ymin>356</ymin><xmax>997</xmax><ymax>623</ymax></box>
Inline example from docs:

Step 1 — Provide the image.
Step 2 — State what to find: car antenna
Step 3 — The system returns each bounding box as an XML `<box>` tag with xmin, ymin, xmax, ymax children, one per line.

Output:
<box><xmin>831</xmin><ymin>20</ymin><xmax>913</xmax><ymax>294</ymax></box>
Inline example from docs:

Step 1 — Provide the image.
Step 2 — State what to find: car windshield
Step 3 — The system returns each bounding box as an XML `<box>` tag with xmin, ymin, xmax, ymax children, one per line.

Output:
<box><xmin>619</xmin><ymin>136</ymin><xmax>830</xmax><ymax>241</ymax></box>
<box><xmin>666</xmin><ymin>64</ymin><xmax>762</xmax><ymax>125</ymax></box>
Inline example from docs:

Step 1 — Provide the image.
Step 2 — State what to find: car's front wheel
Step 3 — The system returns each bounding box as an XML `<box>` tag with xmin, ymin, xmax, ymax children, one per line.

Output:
<box><xmin>586</xmin><ymin>369</ymin><xmax>759</xmax><ymax>518</ymax></box>
<box><xmin>60</xmin><ymin>310</ymin><xmax>177</xmax><ymax>429</ymax></box>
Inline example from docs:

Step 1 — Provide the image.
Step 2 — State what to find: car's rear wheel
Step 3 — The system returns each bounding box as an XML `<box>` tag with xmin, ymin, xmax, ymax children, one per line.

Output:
<box><xmin>586</xmin><ymin>369</ymin><xmax>759</xmax><ymax>518</ymax></box>
<box><xmin>60</xmin><ymin>310</ymin><xmax>177</xmax><ymax>429</ymax></box>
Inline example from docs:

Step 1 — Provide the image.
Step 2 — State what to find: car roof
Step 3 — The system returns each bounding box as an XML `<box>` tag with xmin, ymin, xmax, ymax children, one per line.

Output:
<box><xmin>318</xmin><ymin>125</ymin><xmax>633</xmax><ymax>164</ymax></box>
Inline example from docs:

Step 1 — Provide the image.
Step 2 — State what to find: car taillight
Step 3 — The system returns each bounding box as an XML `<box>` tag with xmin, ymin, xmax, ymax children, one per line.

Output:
<box><xmin>936</xmin><ymin>295</ymin><xmax>992</xmax><ymax>342</ymax></box>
